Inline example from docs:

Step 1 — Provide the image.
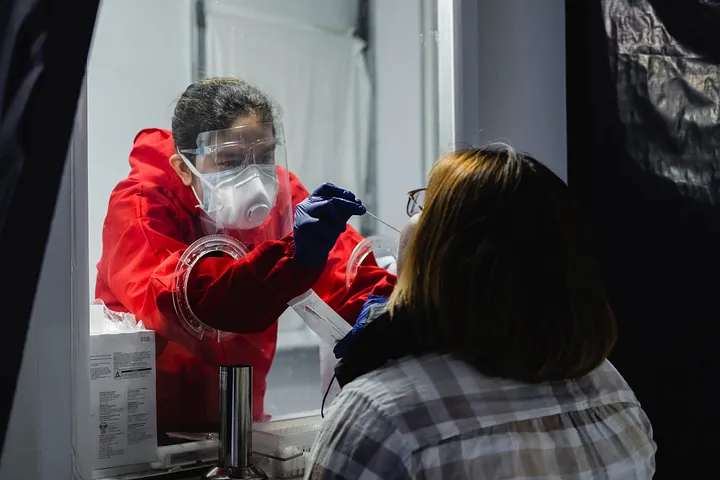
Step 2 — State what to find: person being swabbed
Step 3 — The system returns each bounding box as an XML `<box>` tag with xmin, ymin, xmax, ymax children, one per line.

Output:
<box><xmin>95</xmin><ymin>77</ymin><xmax>395</xmax><ymax>442</ymax></box>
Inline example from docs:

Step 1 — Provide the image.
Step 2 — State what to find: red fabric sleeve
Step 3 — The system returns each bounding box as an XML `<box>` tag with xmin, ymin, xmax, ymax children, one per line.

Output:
<box><xmin>100</xmin><ymin>184</ymin><xmax>324</xmax><ymax>348</ymax></box>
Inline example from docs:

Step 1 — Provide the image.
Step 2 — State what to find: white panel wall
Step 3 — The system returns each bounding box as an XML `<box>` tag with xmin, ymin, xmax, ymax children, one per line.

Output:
<box><xmin>372</xmin><ymin>0</ymin><xmax>425</xmax><ymax>234</ymax></box>
<box><xmin>469</xmin><ymin>0</ymin><xmax>567</xmax><ymax>180</ymax></box>
<box><xmin>86</xmin><ymin>0</ymin><xmax>193</xmax><ymax>296</ymax></box>
<box><xmin>213</xmin><ymin>0</ymin><xmax>358</xmax><ymax>31</ymax></box>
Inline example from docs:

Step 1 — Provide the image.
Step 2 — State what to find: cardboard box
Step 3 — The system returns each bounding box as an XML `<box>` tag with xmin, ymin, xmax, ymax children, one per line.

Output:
<box><xmin>89</xmin><ymin>328</ymin><xmax>157</xmax><ymax>470</ymax></box>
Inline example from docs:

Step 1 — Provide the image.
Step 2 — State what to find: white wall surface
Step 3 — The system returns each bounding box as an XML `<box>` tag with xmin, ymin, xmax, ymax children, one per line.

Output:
<box><xmin>372</xmin><ymin>0</ymin><xmax>425</xmax><ymax>235</ymax></box>
<box><xmin>86</xmin><ymin>0</ymin><xmax>192</xmax><ymax>295</ymax></box>
<box><xmin>210</xmin><ymin>0</ymin><xmax>358</xmax><ymax>31</ymax></box>
<box><xmin>468</xmin><ymin>0</ymin><xmax>567</xmax><ymax>180</ymax></box>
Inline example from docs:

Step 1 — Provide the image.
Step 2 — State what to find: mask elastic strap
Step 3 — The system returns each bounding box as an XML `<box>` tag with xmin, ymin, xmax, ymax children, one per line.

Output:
<box><xmin>190</xmin><ymin>186</ymin><xmax>203</xmax><ymax>210</ymax></box>
<box><xmin>178</xmin><ymin>151</ymin><xmax>224</xmax><ymax>213</ymax></box>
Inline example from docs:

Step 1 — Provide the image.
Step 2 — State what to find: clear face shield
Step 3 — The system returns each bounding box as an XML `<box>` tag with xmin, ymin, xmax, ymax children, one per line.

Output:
<box><xmin>345</xmin><ymin>236</ymin><xmax>399</xmax><ymax>289</ymax></box>
<box><xmin>173</xmin><ymin>121</ymin><xmax>293</xmax><ymax>342</ymax></box>
<box><xmin>178</xmin><ymin>120</ymin><xmax>293</xmax><ymax>244</ymax></box>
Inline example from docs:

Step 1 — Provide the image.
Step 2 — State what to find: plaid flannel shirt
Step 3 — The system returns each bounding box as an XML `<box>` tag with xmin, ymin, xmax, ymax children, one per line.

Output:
<box><xmin>305</xmin><ymin>355</ymin><xmax>655</xmax><ymax>479</ymax></box>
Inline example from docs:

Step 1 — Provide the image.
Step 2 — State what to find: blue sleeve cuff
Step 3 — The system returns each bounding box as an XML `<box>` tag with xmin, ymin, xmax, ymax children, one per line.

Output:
<box><xmin>333</xmin><ymin>295</ymin><xmax>389</xmax><ymax>359</ymax></box>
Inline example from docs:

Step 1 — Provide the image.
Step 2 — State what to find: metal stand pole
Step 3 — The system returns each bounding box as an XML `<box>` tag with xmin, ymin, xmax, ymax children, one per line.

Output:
<box><xmin>206</xmin><ymin>365</ymin><xmax>266</xmax><ymax>480</ymax></box>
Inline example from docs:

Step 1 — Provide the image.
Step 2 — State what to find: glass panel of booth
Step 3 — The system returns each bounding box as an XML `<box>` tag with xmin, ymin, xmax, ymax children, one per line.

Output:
<box><xmin>75</xmin><ymin>0</ymin><xmax>442</xmax><ymax>477</ymax></box>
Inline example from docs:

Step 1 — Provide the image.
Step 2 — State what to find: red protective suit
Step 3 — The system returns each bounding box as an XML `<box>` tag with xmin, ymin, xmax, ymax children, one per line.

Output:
<box><xmin>95</xmin><ymin>128</ymin><xmax>395</xmax><ymax>434</ymax></box>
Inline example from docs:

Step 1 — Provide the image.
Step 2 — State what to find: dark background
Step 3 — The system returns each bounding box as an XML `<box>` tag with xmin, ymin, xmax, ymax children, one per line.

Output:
<box><xmin>567</xmin><ymin>0</ymin><xmax>720</xmax><ymax>476</ymax></box>
<box><xmin>0</xmin><ymin>0</ymin><xmax>99</xmax><ymax>456</ymax></box>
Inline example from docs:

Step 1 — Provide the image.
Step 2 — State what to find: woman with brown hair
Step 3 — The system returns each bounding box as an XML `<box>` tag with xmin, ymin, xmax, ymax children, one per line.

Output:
<box><xmin>306</xmin><ymin>144</ymin><xmax>656</xmax><ymax>479</ymax></box>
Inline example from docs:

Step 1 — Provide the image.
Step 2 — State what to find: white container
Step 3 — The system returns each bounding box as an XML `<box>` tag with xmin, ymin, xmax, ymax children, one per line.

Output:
<box><xmin>89</xmin><ymin>328</ymin><xmax>157</xmax><ymax>470</ymax></box>
<box><xmin>252</xmin><ymin>414</ymin><xmax>323</xmax><ymax>478</ymax></box>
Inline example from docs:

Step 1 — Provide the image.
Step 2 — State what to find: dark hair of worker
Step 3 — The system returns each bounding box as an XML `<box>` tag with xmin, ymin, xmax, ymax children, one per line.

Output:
<box><xmin>388</xmin><ymin>144</ymin><xmax>617</xmax><ymax>383</ymax></box>
<box><xmin>171</xmin><ymin>77</ymin><xmax>281</xmax><ymax>161</ymax></box>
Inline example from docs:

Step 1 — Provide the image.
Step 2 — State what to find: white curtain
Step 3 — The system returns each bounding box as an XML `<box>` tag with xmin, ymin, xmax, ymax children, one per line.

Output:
<box><xmin>205</xmin><ymin>3</ymin><xmax>371</xmax><ymax>216</ymax></box>
<box><xmin>205</xmin><ymin>4</ymin><xmax>370</xmax><ymax>401</ymax></box>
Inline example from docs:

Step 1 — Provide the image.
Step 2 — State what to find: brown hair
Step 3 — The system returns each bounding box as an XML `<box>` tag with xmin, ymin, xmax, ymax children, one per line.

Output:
<box><xmin>388</xmin><ymin>144</ymin><xmax>616</xmax><ymax>383</ymax></box>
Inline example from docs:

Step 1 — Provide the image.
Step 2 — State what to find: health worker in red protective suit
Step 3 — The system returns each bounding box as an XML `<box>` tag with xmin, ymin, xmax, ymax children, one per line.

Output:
<box><xmin>95</xmin><ymin>77</ymin><xmax>395</xmax><ymax>441</ymax></box>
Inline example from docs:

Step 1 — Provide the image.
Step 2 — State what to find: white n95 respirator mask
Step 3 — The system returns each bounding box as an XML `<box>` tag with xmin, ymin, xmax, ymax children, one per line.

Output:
<box><xmin>193</xmin><ymin>164</ymin><xmax>279</xmax><ymax>230</ymax></box>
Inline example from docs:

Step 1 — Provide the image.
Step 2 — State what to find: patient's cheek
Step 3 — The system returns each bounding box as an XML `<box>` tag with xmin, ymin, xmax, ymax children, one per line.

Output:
<box><xmin>397</xmin><ymin>214</ymin><xmax>420</xmax><ymax>277</ymax></box>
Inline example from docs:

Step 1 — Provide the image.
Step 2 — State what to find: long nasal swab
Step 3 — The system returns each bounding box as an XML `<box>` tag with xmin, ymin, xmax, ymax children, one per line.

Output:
<box><xmin>365</xmin><ymin>210</ymin><xmax>402</xmax><ymax>234</ymax></box>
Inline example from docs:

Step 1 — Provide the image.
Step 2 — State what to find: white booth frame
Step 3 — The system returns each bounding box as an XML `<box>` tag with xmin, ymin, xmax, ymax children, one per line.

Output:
<box><xmin>71</xmin><ymin>82</ymin><xmax>93</xmax><ymax>479</ymax></box>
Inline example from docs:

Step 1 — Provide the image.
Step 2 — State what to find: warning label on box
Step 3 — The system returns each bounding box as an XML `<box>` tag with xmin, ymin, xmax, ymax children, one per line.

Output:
<box><xmin>90</xmin><ymin>329</ymin><xmax>156</xmax><ymax>470</ymax></box>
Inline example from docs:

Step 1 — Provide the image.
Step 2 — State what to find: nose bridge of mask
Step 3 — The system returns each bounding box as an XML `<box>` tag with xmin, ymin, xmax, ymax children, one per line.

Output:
<box><xmin>214</xmin><ymin>165</ymin><xmax>277</xmax><ymax>214</ymax></box>
<box><xmin>178</xmin><ymin>153</ymin><xmax>235</xmax><ymax>211</ymax></box>
<box><xmin>182</xmin><ymin>149</ymin><xmax>269</xmax><ymax>189</ymax></box>
<box><xmin>230</xmin><ymin>167</ymin><xmax>279</xmax><ymax>207</ymax></box>
<box><xmin>213</xmin><ymin>166</ymin><xmax>277</xmax><ymax>230</ymax></box>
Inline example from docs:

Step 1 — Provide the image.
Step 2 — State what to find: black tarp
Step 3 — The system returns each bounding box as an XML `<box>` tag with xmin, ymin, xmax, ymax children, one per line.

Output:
<box><xmin>0</xmin><ymin>0</ymin><xmax>99</xmax><ymax>454</ymax></box>
<box><xmin>567</xmin><ymin>0</ymin><xmax>720</xmax><ymax>477</ymax></box>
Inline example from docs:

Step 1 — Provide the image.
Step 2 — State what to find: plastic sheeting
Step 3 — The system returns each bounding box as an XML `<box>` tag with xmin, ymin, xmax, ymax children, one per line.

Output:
<box><xmin>566</xmin><ymin>0</ymin><xmax>720</xmax><ymax>477</ymax></box>
<box><xmin>607</xmin><ymin>0</ymin><xmax>720</xmax><ymax>204</ymax></box>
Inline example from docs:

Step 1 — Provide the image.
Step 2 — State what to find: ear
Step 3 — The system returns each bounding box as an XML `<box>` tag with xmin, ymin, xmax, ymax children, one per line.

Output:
<box><xmin>169</xmin><ymin>154</ymin><xmax>194</xmax><ymax>186</ymax></box>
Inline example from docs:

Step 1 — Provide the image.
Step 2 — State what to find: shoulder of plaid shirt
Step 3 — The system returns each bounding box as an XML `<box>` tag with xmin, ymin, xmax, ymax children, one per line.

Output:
<box><xmin>304</xmin><ymin>354</ymin><xmax>656</xmax><ymax>480</ymax></box>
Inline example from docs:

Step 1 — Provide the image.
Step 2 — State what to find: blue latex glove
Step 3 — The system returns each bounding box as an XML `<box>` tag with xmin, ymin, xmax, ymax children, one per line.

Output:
<box><xmin>294</xmin><ymin>183</ymin><xmax>366</xmax><ymax>268</ymax></box>
<box><xmin>333</xmin><ymin>295</ymin><xmax>389</xmax><ymax>359</ymax></box>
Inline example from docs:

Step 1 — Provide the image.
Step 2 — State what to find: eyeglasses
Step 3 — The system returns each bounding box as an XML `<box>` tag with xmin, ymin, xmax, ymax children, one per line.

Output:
<box><xmin>406</xmin><ymin>188</ymin><xmax>425</xmax><ymax>217</ymax></box>
<box><xmin>363</xmin><ymin>188</ymin><xmax>425</xmax><ymax>234</ymax></box>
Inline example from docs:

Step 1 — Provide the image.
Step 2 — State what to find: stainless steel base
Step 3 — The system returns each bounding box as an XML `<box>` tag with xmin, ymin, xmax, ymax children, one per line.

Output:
<box><xmin>205</xmin><ymin>465</ymin><xmax>267</xmax><ymax>480</ymax></box>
